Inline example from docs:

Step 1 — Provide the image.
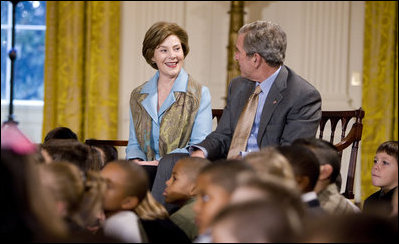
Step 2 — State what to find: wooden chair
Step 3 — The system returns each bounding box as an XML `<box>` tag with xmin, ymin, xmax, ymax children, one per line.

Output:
<box><xmin>318</xmin><ymin>107</ymin><xmax>365</xmax><ymax>199</ymax></box>
<box><xmin>85</xmin><ymin>107</ymin><xmax>365</xmax><ymax>199</ymax></box>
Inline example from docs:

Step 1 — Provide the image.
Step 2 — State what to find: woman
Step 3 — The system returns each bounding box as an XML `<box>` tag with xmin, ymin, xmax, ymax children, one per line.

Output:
<box><xmin>126</xmin><ymin>22</ymin><xmax>212</xmax><ymax>192</ymax></box>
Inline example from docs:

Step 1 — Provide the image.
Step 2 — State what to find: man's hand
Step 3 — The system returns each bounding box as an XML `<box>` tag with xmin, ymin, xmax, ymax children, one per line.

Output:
<box><xmin>190</xmin><ymin>150</ymin><xmax>206</xmax><ymax>158</ymax></box>
<box><xmin>229</xmin><ymin>154</ymin><xmax>242</xmax><ymax>160</ymax></box>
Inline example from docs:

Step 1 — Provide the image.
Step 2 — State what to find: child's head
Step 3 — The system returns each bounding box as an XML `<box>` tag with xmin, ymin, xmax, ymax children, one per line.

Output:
<box><xmin>292</xmin><ymin>138</ymin><xmax>341</xmax><ymax>192</ymax></box>
<box><xmin>193</xmin><ymin>159</ymin><xmax>254</xmax><ymax>234</ymax></box>
<box><xmin>40</xmin><ymin>161</ymin><xmax>85</xmax><ymax>217</ymax></box>
<box><xmin>43</xmin><ymin>127</ymin><xmax>78</xmax><ymax>142</ymax></box>
<box><xmin>244</xmin><ymin>146</ymin><xmax>297</xmax><ymax>188</ymax></box>
<box><xmin>40</xmin><ymin>161</ymin><xmax>106</xmax><ymax>232</ymax></box>
<box><xmin>100</xmin><ymin>160</ymin><xmax>148</xmax><ymax>215</ymax></box>
<box><xmin>277</xmin><ymin>145</ymin><xmax>320</xmax><ymax>193</ymax></box>
<box><xmin>231</xmin><ymin>174</ymin><xmax>304</xmax><ymax>216</ymax></box>
<box><xmin>372</xmin><ymin>141</ymin><xmax>398</xmax><ymax>192</ymax></box>
<box><xmin>211</xmin><ymin>199</ymin><xmax>301</xmax><ymax>243</ymax></box>
<box><xmin>41</xmin><ymin>139</ymin><xmax>103</xmax><ymax>172</ymax></box>
<box><xmin>164</xmin><ymin>157</ymin><xmax>210</xmax><ymax>205</ymax></box>
<box><xmin>93</xmin><ymin>144</ymin><xmax>118</xmax><ymax>166</ymax></box>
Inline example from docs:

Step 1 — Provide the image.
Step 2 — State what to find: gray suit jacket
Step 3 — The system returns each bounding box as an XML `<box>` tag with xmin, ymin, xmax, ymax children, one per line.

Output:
<box><xmin>197</xmin><ymin>65</ymin><xmax>322</xmax><ymax>160</ymax></box>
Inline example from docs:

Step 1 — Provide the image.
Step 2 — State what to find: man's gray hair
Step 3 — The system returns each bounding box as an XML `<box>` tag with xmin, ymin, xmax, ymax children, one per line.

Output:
<box><xmin>239</xmin><ymin>21</ymin><xmax>287</xmax><ymax>67</ymax></box>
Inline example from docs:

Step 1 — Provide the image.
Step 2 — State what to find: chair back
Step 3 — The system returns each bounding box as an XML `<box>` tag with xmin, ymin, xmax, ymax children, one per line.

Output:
<box><xmin>318</xmin><ymin>107</ymin><xmax>365</xmax><ymax>199</ymax></box>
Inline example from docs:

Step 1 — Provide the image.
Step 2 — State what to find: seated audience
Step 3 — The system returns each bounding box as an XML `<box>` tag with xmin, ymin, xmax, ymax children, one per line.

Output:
<box><xmin>164</xmin><ymin>157</ymin><xmax>211</xmax><ymax>240</ymax></box>
<box><xmin>1</xmin><ymin>124</ymin><xmax>115</xmax><ymax>241</ymax></box>
<box><xmin>363</xmin><ymin>140</ymin><xmax>398</xmax><ymax>216</ymax></box>
<box><xmin>292</xmin><ymin>138</ymin><xmax>360</xmax><ymax>214</ymax></box>
<box><xmin>100</xmin><ymin>160</ymin><xmax>149</xmax><ymax>242</ymax></box>
<box><xmin>43</xmin><ymin>126</ymin><xmax>78</xmax><ymax>142</ymax></box>
<box><xmin>277</xmin><ymin>144</ymin><xmax>325</xmax><ymax>216</ymax></box>
<box><xmin>39</xmin><ymin>161</ymin><xmax>106</xmax><ymax>235</ymax></box>
<box><xmin>211</xmin><ymin>199</ymin><xmax>301</xmax><ymax>243</ymax></box>
<box><xmin>193</xmin><ymin>159</ymin><xmax>254</xmax><ymax>242</ymax></box>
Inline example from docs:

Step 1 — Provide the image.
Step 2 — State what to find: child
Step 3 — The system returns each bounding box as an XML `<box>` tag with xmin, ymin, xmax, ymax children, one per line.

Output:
<box><xmin>193</xmin><ymin>159</ymin><xmax>254</xmax><ymax>242</ymax></box>
<box><xmin>39</xmin><ymin>161</ymin><xmax>107</xmax><ymax>237</ymax></box>
<box><xmin>363</xmin><ymin>141</ymin><xmax>398</xmax><ymax>216</ymax></box>
<box><xmin>277</xmin><ymin>144</ymin><xmax>324</xmax><ymax>216</ymax></box>
<box><xmin>292</xmin><ymin>138</ymin><xmax>360</xmax><ymax>214</ymax></box>
<box><xmin>163</xmin><ymin>157</ymin><xmax>211</xmax><ymax>240</ymax></box>
<box><xmin>43</xmin><ymin>126</ymin><xmax>78</xmax><ymax>142</ymax></box>
<box><xmin>1</xmin><ymin>148</ymin><xmax>68</xmax><ymax>242</ymax></box>
<box><xmin>100</xmin><ymin>160</ymin><xmax>149</xmax><ymax>242</ymax></box>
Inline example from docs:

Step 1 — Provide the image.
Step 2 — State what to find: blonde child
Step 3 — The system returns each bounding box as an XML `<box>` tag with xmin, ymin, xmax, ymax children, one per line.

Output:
<box><xmin>40</xmin><ymin>161</ymin><xmax>106</xmax><ymax>235</ymax></box>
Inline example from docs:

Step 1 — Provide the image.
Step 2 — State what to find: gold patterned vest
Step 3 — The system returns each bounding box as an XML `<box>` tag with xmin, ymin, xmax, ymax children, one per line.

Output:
<box><xmin>130</xmin><ymin>76</ymin><xmax>202</xmax><ymax>161</ymax></box>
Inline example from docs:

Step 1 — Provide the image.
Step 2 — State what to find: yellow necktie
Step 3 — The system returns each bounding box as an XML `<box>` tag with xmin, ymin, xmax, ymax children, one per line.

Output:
<box><xmin>227</xmin><ymin>85</ymin><xmax>262</xmax><ymax>158</ymax></box>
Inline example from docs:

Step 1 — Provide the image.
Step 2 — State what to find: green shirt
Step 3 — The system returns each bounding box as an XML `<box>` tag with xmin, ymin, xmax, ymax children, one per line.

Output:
<box><xmin>170</xmin><ymin>198</ymin><xmax>198</xmax><ymax>241</ymax></box>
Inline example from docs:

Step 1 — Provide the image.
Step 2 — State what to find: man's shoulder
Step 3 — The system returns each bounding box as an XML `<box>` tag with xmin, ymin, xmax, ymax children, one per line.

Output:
<box><xmin>230</xmin><ymin>75</ymin><xmax>251</xmax><ymax>84</ymax></box>
<box><xmin>284</xmin><ymin>65</ymin><xmax>318</xmax><ymax>92</ymax></box>
<box><xmin>229</xmin><ymin>76</ymin><xmax>254</xmax><ymax>91</ymax></box>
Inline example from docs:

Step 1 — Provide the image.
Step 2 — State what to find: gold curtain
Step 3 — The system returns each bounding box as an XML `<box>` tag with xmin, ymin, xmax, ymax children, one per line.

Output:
<box><xmin>42</xmin><ymin>1</ymin><xmax>120</xmax><ymax>141</ymax></box>
<box><xmin>361</xmin><ymin>1</ymin><xmax>398</xmax><ymax>202</ymax></box>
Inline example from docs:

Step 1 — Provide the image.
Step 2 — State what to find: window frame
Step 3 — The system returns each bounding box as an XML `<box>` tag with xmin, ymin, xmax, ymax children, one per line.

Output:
<box><xmin>1</xmin><ymin>1</ymin><xmax>46</xmax><ymax>105</ymax></box>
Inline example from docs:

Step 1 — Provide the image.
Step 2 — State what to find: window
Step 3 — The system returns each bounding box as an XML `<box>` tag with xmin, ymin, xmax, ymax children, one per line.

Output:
<box><xmin>1</xmin><ymin>1</ymin><xmax>46</xmax><ymax>102</ymax></box>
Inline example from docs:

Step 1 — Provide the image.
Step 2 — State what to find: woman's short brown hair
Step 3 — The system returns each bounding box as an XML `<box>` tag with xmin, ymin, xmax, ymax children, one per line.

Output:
<box><xmin>142</xmin><ymin>21</ymin><xmax>189</xmax><ymax>70</ymax></box>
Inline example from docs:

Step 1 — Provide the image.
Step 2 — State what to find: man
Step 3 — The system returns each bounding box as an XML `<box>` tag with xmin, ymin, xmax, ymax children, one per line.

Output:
<box><xmin>191</xmin><ymin>20</ymin><xmax>322</xmax><ymax>160</ymax></box>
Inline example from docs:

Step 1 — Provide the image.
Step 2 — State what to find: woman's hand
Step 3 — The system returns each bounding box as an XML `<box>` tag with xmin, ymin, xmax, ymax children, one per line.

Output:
<box><xmin>132</xmin><ymin>159</ymin><xmax>159</xmax><ymax>166</ymax></box>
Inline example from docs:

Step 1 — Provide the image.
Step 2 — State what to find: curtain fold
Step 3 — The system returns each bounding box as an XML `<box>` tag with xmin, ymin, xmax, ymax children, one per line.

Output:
<box><xmin>361</xmin><ymin>1</ymin><xmax>398</xmax><ymax>202</ymax></box>
<box><xmin>42</xmin><ymin>1</ymin><xmax>120</xmax><ymax>141</ymax></box>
